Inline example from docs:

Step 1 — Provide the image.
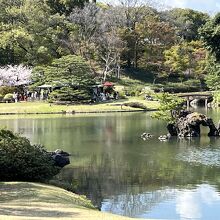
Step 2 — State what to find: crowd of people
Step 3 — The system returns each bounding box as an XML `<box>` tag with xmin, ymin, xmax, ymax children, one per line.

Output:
<box><xmin>92</xmin><ymin>91</ymin><xmax>119</xmax><ymax>102</ymax></box>
<box><xmin>12</xmin><ymin>89</ymin><xmax>50</xmax><ymax>102</ymax></box>
<box><xmin>10</xmin><ymin>83</ymin><xmax>118</xmax><ymax>103</ymax></box>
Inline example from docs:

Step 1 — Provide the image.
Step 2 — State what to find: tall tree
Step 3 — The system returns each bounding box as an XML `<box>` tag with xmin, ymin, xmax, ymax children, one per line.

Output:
<box><xmin>24</xmin><ymin>0</ymin><xmax>70</xmax><ymax>64</ymax></box>
<box><xmin>120</xmin><ymin>5</ymin><xmax>158</xmax><ymax>68</ymax></box>
<box><xmin>164</xmin><ymin>41</ymin><xmax>207</xmax><ymax>80</ymax></box>
<box><xmin>32</xmin><ymin>55</ymin><xmax>94</xmax><ymax>102</ymax></box>
<box><xmin>0</xmin><ymin>0</ymin><xmax>31</xmax><ymax>64</ymax></box>
<box><xmin>137</xmin><ymin>16</ymin><xmax>176</xmax><ymax>70</ymax></box>
<box><xmin>200</xmin><ymin>13</ymin><xmax>220</xmax><ymax>61</ymax></box>
<box><xmin>0</xmin><ymin>0</ymin><xmax>71</xmax><ymax>65</ymax></box>
<box><xmin>96</xmin><ymin>7</ymin><xmax>125</xmax><ymax>80</ymax></box>
<box><xmin>162</xmin><ymin>8</ymin><xmax>209</xmax><ymax>41</ymax></box>
<box><xmin>46</xmin><ymin>0</ymin><xmax>90</xmax><ymax>15</ymax></box>
<box><xmin>68</xmin><ymin>3</ymin><xmax>99</xmax><ymax>61</ymax></box>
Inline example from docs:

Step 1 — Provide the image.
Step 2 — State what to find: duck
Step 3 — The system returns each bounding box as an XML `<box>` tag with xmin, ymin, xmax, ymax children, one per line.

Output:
<box><xmin>141</xmin><ymin>132</ymin><xmax>153</xmax><ymax>140</ymax></box>
<box><xmin>158</xmin><ymin>135</ymin><xmax>169</xmax><ymax>141</ymax></box>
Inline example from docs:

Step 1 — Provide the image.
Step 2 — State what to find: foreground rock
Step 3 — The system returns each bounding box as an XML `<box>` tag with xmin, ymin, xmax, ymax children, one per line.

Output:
<box><xmin>167</xmin><ymin>111</ymin><xmax>219</xmax><ymax>138</ymax></box>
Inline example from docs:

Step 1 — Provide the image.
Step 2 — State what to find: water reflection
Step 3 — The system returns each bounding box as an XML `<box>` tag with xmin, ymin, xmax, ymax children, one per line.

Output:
<box><xmin>56</xmin><ymin>151</ymin><xmax>220</xmax><ymax>219</ymax></box>
<box><xmin>1</xmin><ymin>112</ymin><xmax>220</xmax><ymax>219</ymax></box>
<box><xmin>101</xmin><ymin>184</ymin><xmax>220</xmax><ymax>219</ymax></box>
<box><xmin>177</xmin><ymin>147</ymin><xmax>220</xmax><ymax>167</ymax></box>
<box><xmin>176</xmin><ymin>185</ymin><xmax>220</xmax><ymax>220</ymax></box>
<box><xmin>102</xmin><ymin>188</ymin><xmax>177</xmax><ymax>218</ymax></box>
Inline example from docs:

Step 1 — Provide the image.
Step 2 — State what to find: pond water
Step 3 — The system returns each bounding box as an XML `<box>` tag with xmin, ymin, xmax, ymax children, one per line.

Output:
<box><xmin>2</xmin><ymin>109</ymin><xmax>220</xmax><ymax>219</ymax></box>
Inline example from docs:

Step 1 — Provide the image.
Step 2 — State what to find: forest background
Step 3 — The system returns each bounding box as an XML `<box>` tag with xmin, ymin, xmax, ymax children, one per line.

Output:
<box><xmin>0</xmin><ymin>0</ymin><xmax>220</xmax><ymax>101</ymax></box>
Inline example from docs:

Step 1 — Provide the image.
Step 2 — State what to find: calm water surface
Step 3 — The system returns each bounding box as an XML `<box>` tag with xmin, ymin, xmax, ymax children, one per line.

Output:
<box><xmin>1</xmin><ymin>109</ymin><xmax>220</xmax><ymax>219</ymax></box>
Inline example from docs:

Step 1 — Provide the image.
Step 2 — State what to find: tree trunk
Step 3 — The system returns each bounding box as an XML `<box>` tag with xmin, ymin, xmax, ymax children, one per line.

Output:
<box><xmin>116</xmin><ymin>64</ymin><xmax>120</xmax><ymax>79</ymax></box>
<box><xmin>134</xmin><ymin>39</ymin><xmax>138</xmax><ymax>68</ymax></box>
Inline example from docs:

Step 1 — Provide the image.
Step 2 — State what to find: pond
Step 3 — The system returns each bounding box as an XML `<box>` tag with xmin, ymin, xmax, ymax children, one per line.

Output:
<box><xmin>1</xmin><ymin>109</ymin><xmax>220</xmax><ymax>219</ymax></box>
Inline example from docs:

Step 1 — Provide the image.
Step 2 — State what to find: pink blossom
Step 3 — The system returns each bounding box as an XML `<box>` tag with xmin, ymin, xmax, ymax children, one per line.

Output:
<box><xmin>0</xmin><ymin>65</ymin><xmax>32</xmax><ymax>86</ymax></box>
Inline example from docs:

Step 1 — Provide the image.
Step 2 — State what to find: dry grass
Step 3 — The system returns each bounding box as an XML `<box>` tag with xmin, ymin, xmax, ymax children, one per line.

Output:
<box><xmin>0</xmin><ymin>182</ymin><xmax>146</xmax><ymax>220</ymax></box>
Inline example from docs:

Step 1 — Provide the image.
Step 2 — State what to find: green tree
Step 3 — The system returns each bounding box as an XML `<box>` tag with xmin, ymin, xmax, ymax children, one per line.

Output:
<box><xmin>205</xmin><ymin>56</ymin><xmax>220</xmax><ymax>90</ymax></box>
<box><xmin>164</xmin><ymin>41</ymin><xmax>207</xmax><ymax>81</ymax></box>
<box><xmin>24</xmin><ymin>0</ymin><xmax>72</xmax><ymax>65</ymax></box>
<box><xmin>135</xmin><ymin>16</ymin><xmax>176</xmax><ymax>82</ymax></box>
<box><xmin>163</xmin><ymin>8</ymin><xmax>209</xmax><ymax>41</ymax></box>
<box><xmin>0</xmin><ymin>0</ymin><xmax>71</xmax><ymax>65</ymax></box>
<box><xmin>46</xmin><ymin>0</ymin><xmax>90</xmax><ymax>15</ymax></box>
<box><xmin>32</xmin><ymin>55</ymin><xmax>95</xmax><ymax>102</ymax></box>
<box><xmin>120</xmin><ymin>6</ymin><xmax>159</xmax><ymax>68</ymax></box>
<box><xmin>152</xmin><ymin>93</ymin><xmax>184</xmax><ymax>122</ymax></box>
<box><xmin>200</xmin><ymin>13</ymin><xmax>220</xmax><ymax>61</ymax></box>
<box><xmin>0</xmin><ymin>0</ymin><xmax>31</xmax><ymax>64</ymax></box>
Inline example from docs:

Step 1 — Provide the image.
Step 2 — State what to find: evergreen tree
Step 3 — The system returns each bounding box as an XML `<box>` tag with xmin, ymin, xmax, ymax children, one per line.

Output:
<box><xmin>32</xmin><ymin>55</ymin><xmax>95</xmax><ymax>102</ymax></box>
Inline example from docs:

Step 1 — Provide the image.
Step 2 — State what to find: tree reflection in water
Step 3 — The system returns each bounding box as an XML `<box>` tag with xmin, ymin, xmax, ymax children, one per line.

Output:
<box><xmin>55</xmin><ymin>153</ymin><xmax>220</xmax><ymax>218</ymax></box>
<box><xmin>1</xmin><ymin>112</ymin><xmax>220</xmax><ymax>218</ymax></box>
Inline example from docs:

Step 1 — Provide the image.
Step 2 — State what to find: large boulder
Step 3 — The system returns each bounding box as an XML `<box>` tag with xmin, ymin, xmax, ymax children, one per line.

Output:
<box><xmin>168</xmin><ymin>111</ymin><xmax>219</xmax><ymax>137</ymax></box>
<box><xmin>167</xmin><ymin>123</ymin><xmax>178</xmax><ymax>136</ymax></box>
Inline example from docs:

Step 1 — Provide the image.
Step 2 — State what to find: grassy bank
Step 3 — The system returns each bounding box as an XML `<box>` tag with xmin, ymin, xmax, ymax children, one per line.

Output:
<box><xmin>0</xmin><ymin>98</ymin><xmax>159</xmax><ymax>114</ymax></box>
<box><xmin>0</xmin><ymin>182</ymin><xmax>142</xmax><ymax>220</ymax></box>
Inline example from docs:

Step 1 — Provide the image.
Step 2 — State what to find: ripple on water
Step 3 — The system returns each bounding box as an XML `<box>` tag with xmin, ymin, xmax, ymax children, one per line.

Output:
<box><xmin>176</xmin><ymin>147</ymin><xmax>220</xmax><ymax>167</ymax></box>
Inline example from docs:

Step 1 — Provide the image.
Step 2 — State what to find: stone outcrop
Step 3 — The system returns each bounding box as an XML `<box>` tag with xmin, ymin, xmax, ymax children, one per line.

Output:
<box><xmin>49</xmin><ymin>149</ymin><xmax>70</xmax><ymax>168</ymax></box>
<box><xmin>167</xmin><ymin>111</ymin><xmax>219</xmax><ymax>138</ymax></box>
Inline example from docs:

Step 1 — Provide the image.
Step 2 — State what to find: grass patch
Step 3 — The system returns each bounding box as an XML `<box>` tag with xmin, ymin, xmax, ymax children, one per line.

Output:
<box><xmin>0</xmin><ymin>98</ymin><xmax>159</xmax><ymax>114</ymax></box>
<box><xmin>0</xmin><ymin>182</ymin><xmax>141</xmax><ymax>220</ymax></box>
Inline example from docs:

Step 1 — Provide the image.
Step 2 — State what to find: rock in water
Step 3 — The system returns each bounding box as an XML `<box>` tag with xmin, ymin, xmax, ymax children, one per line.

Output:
<box><xmin>167</xmin><ymin>123</ymin><xmax>178</xmax><ymax>136</ymax></box>
<box><xmin>54</xmin><ymin>149</ymin><xmax>70</xmax><ymax>157</ymax></box>
<box><xmin>52</xmin><ymin>154</ymin><xmax>70</xmax><ymax>168</ymax></box>
<box><xmin>167</xmin><ymin>111</ymin><xmax>219</xmax><ymax>137</ymax></box>
<box><xmin>50</xmin><ymin>149</ymin><xmax>70</xmax><ymax>168</ymax></box>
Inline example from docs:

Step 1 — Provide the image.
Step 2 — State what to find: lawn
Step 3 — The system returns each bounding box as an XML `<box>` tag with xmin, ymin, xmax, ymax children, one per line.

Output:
<box><xmin>0</xmin><ymin>98</ymin><xmax>159</xmax><ymax>114</ymax></box>
<box><xmin>0</xmin><ymin>182</ymin><xmax>142</xmax><ymax>220</ymax></box>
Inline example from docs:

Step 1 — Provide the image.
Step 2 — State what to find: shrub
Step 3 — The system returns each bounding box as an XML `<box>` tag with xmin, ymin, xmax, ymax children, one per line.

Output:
<box><xmin>212</xmin><ymin>91</ymin><xmax>220</xmax><ymax>105</ymax></box>
<box><xmin>125</xmin><ymin>86</ymin><xmax>143</xmax><ymax>96</ymax></box>
<box><xmin>0</xmin><ymin>94</ymin><xmax>4</xmax><ymax>101</ymax></box>
<box><xmin>124</xmin><ymin>102</ymin><xmax>147</xmax><ymax>110</ymax></box>
<box><xmin>3</xmin><ymin>93</ymin><xmax>13</xmax><ymax>102</ymax></box>
<box><xmin>0</xmin><ymin>129</ymin><xmax>60</xmax><ymax>181</ymax></box>
<box><xmin>141</xmin><ymin>87</ymin><xmax>154</xmax><ymax>95</ymax></box>
<box><xmin>118</xmin><ymin>90</ymin><xmax>126</xmax><ymax>99</ymax></box>
<box><xmin>152</xmin><ymin>92</ymin><xmax>184</xmax><ymax>122</ymax></box>
<box><xmin>49</xmin><ymin>87</ymin><xmax>91</xmax><ymax>103</ymax></box>
<box><xmin>0</xmin><ymin>86</ymin><xmax>16</xmax><ymax>96</ymax></box>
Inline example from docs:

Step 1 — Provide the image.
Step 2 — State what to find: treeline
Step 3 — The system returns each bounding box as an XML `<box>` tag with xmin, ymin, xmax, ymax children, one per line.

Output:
<box><xmin>0</xmin><ymin>0</ymin><xmax>219</xmax><ymax>94</ymax></box>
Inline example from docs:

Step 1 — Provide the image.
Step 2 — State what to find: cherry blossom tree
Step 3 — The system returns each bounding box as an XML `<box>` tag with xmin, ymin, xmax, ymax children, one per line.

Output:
<box><xmin>0</xmin><ymin>65</ymin><xmax>32</xmax><ymax>86</ymax></box>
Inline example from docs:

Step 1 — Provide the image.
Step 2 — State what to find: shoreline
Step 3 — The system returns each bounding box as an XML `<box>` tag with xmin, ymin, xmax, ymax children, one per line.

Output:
<box><xmin>0</xmin><ymin>109</ymin><xmax>158</xmax><ymax>115</ymax></box>
<box><xmin>0</xmin><ymin>182</ymin><xmax>144</xmax><ymax>220</ymax></box>
<box><xmin>0</xmin><ymin>99</ymin><xmax>159</xmax><ymax>115</ymax></box>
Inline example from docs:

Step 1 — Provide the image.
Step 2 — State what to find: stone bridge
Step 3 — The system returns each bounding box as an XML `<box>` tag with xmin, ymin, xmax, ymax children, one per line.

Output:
<box><xmin>177</xmin><ymin>92</ymin><xmax>213</xmax><ymax>108</ymax></box>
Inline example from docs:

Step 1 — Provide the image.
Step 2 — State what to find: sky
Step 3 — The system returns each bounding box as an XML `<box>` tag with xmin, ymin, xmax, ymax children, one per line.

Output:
<box><xmin>163</xmin><ymin>0</ymin><xmax>220</xmax><ymax>14</ymax></box>
<box><xmin>101</xmin><ymin>0</ymin><xmax>220</xmax><ymax>14</ymax></box>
